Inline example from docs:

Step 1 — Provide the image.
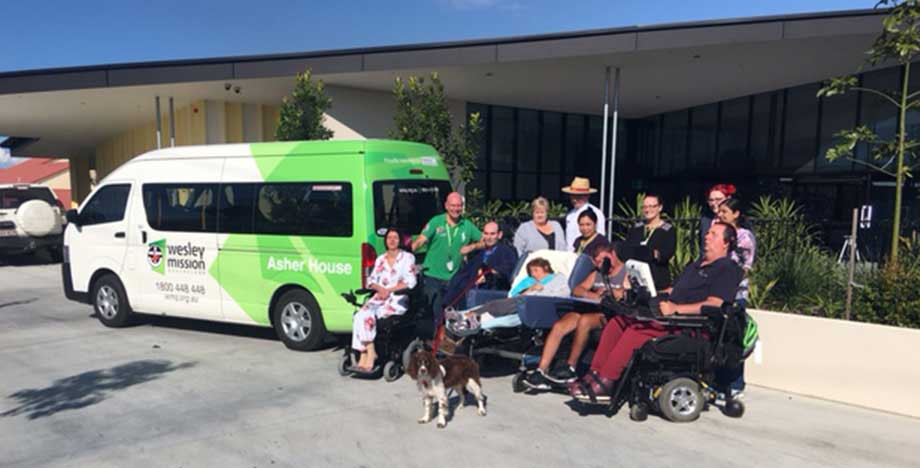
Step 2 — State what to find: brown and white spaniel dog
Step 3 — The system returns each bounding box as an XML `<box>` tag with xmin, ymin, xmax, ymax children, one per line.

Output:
<box><xmin>406</xmin><ymin>350</ymin><xmax>486</xmax><ymax>428</ymax></box>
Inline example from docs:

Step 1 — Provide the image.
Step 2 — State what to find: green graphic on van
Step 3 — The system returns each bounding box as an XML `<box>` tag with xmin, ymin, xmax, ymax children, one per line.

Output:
<box><xmin>147</xmin><ymin>239</ymin><xmax>166</xmax><ymax>275</ymax></box>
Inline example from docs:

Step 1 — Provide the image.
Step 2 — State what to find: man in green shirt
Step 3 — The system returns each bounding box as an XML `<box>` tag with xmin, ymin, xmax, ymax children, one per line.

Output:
<box><xmin>411</xmin><ymin>192</ymin><xmax>482</xmax><ymax>333</ymax></box>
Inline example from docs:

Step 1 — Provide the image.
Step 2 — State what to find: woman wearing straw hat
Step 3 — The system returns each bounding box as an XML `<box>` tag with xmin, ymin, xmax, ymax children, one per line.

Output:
<box><xmin>562</xmin><ymin>177</ymin><xmax>606</xmax><ymax>253</ymax></box>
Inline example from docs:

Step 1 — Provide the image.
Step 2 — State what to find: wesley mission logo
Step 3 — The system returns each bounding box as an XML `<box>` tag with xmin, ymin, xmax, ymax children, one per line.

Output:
<box><xmin>147</xmin><ymin>239</ymin><xmax>207</xmax><ymax>274</ymax></box>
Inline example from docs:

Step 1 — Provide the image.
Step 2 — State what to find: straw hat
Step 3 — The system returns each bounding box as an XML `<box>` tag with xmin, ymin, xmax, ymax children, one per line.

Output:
<box><xmin>561</xmin><ymin>177</ymin><xmax>598</xmax><ymax>194</ymax></box>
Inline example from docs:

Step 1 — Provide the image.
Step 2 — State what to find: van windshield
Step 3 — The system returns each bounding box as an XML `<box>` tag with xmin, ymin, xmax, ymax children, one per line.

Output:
<box><xmin>0</xmin><ymin>187</ymin><xmax>57</xmax><ymax>210</ymax></box>
<box><xmin>374</xmin><ymin>180</ymin><xmax>451</xmax><ymax>236</ymax></box>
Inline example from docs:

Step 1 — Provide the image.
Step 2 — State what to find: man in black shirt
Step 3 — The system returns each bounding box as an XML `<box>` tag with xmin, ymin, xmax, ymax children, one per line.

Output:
<box><xmin>570</xmin><ymin>222</ymin><xmax>743</xmax><ymax>403</ymax></box>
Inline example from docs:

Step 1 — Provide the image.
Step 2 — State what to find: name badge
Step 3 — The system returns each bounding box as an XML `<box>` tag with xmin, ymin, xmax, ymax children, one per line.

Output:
<box><xmin>446</xmin><ymin>260</ymin><xmax>455</xmax><ymax>272</ymax></box>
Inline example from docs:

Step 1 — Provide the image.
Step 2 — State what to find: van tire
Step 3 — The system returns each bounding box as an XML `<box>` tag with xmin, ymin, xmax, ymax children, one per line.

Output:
<box><xmin>92</xmin><ymin>274</ymin><xmax>134</xmax><ymax>328</ymax></box>
<box><xmin>272</xmin><ymin>289</ymin><xmax>326</xmax><ymax>351</ymax></box>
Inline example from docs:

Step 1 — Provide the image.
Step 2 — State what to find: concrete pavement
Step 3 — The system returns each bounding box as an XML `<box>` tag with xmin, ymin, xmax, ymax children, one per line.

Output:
<box><xmin>1</xmin><ymin>261</ymin><xmax>918</xmax><ymax>468</ymax></box>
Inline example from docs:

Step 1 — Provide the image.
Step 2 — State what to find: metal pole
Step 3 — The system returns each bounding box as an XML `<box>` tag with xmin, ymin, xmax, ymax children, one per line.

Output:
<box><xmin>845</xmin><ymin>207</ymin><xmax>858</xmax><ymax>320</ymax></box>
<box><xmin>168</xmin><ymin>97</ymin><xmax>176</xmax><ymax>147</ymax></box>
<box><xmin>607</xmin><ymin>67</ymin><xmax>621</xmax><ymax>224</ymax></box>
<box><xmin>155</xmin><ymin>96</ymin><xmax>162</xmax><ymax>149</ymax></box>
<box><xmin>599</xmin><ymin>67</ymin><xmax>611</xmax><ymax>215</ymax></box>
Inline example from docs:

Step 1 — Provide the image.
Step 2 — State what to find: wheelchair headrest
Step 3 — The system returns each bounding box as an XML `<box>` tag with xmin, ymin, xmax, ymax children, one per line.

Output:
<box><xmin>508</xmin><ymin>249</ymin><xmax>581</xmax><ymax>294</ymax></box>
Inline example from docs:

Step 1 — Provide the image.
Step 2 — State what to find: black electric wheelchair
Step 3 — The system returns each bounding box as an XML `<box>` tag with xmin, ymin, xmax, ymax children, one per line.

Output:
<box><xmin>579</xmin><ymin>260</ymin><xmax>755</xmax><ymax>423</ymax></box>
<box><xmin>337</xmin><ymin>285</ymin><xmax>428</xmax><ymax>382</ymax></box>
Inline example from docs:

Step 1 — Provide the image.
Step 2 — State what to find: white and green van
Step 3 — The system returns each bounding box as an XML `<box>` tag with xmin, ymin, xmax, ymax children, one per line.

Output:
<box><xmin>62</xmin><ymin>140</ymin><xmax>451</xmax><ymax>350</ymax></box>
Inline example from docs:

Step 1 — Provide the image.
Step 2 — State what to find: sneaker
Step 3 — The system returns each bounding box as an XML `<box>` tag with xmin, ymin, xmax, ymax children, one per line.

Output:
<box><xmin>730</xmin><ymin>390</ymin><xmax>745</xmax><ymax>401</ymax></box>
<box><xmin>523</xmin><ymin>369</ymin><xmax>552</xmax><ymax>391</ymax></box>
<box><xmin>547</xmin><ymin>365</ymin><xmax>578</xmax><ymax>384</ymax></box>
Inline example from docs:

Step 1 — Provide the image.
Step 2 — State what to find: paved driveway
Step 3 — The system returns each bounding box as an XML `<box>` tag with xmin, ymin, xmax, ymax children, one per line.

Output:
<box><xmin>1</xmin><ymin>262</ymin><xmax>918</xmax><ymax>468</ymax></box>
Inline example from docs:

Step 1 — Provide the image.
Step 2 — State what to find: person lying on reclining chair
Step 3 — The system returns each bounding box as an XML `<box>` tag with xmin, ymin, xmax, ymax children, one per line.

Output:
<box><xmin>569</xmin><ymin>221</ymin><xmax>743</xmax><ymax>404</ymax></box>
<box><xmin>523</xmin><ymin>243</ymin><xmax>630</xmax><ymax>390</ymax></box>
<box><xmin>446</xmin><ymin>257</ymin><xmax>569</xmax><ymax>334</ymax></box>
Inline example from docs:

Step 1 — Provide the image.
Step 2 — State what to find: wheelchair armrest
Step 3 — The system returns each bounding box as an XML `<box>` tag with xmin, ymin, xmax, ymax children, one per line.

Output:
<box><xmin>391</xmin><ymin>288</ymin><xmax>410</xmax><ymax>296</ymax></box>
<box><xmin>355</xmin><ymin>288</ymin><xmax>375</xmax><ymax>296</ymax></box>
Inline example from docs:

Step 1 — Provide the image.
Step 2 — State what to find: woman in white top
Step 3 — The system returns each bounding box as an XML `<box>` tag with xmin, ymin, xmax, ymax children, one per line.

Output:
<box><xmin>352</xmin><ymin>228</ymin><xmax>417</xmax><ymax>371</ymax></box>
<box><xmin>514</xmin><ymin>197</ymin><xmax>567</xmax><ymax>256</ymax></box>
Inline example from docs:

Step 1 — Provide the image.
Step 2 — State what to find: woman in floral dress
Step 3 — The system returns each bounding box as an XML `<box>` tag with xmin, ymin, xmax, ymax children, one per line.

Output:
<box><xmin>352</xmin><ymin>228</ymin><xmax>417</xmax><ymax>371</ymax></box>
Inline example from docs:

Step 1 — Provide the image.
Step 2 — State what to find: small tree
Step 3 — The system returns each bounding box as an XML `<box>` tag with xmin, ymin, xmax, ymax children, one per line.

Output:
<box><xmin>819</xmin><ymin>0</ymin><xmax>920</xmax><ymax>263</ymax></box>
<box><xmin>276</xmin><ymin>69</ymin><xmax>333</xmax><ymax>141</ymax></box>
<box><xmin>389</xmin><ymin>73</ymin><xmax>482</xmax><ymax>189</ymax></box>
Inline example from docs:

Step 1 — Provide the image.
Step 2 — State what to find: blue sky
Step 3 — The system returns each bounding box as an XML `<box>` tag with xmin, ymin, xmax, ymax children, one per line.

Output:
<box><xmin>0</xmin><ymin>0</ymin><xmax>871</xmax><ymax>73</ymax></box>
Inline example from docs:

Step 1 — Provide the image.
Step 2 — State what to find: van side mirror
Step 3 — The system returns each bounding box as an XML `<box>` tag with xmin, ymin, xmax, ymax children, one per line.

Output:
<box><xmin>65</xmin><ymin>209</ymin><xmax>81</xmax><ymax>226</ymax></box>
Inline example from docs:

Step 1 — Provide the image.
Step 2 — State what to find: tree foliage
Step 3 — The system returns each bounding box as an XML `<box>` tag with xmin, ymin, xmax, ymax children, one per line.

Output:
<box><xmin>818</xmin><ymin>0</ymin><xmax>920</xmax><ymax>262</ymax></box>
<box><xmin>276</xmin><ymin>69</ymin><xmax>333</xmax><ymax>141</ymax></box>
<box><xmin>389</xmin><ymin>73</ymin><xmax>482</xmax><ymax>188</ymax></box>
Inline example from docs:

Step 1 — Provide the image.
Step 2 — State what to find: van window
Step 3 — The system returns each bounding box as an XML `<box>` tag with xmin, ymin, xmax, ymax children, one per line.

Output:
<box><xmin>217</xmin><ymin>184</ymin><xmax>256</xmax><ymax>234</ymax></box>
<box><xmin>255</xmin><ymin>182</ymin><xmax>352</xmax><ymax>237</ymax></box>
<box><xmin>81</xmin><ymin>184</ymin><xmax>131</xmax><ymax>226</ymax></box>
<box><xmin>374</xmin><ymin>180</ymin><xmax>450</xmax><ymax>235</ymax></box>
<box><xmin>142</xmin><ymin>184</ymin><xmax>218</xmax><ymax>232</ymax></box>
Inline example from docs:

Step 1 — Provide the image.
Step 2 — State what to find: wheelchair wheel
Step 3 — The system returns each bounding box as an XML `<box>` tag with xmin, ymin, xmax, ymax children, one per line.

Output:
<box><xmin>723</xmin><ymin>399</ymin><xmax>745</xmax><ymax>418</ymax></box>
<box><xmin>383</xmin><ymin>361</ymin><xmax>402</xmax><ymax>382</ymax></box>
<box><xmin>629</xmin><ymin>403</ymin><xmax>649</xmax><ymax>422</ymax></box>
<box><xmin>337</xmin><ymin>353</ymin><xmax>352</xmax><ymax>377</ymax></box>
<box><xmin>657</xmin><ymin>378</ymin><xmax>703</xmax><ymax>423</ymax></box>
<box><xmin>511</xmin><ymin>372</ymin><xmax>526</xmax><ymax>393</ymax></box>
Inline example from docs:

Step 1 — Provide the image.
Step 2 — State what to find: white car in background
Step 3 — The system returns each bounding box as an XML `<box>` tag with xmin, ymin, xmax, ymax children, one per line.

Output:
<box><xmin>0</xmin><ymin>184</ymin><xmax>65</xmax><ymax>261</ymax></box>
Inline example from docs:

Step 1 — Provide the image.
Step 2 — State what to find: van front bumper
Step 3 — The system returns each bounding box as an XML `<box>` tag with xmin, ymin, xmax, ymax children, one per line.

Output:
<box><xmin>61</xmin><ymin>262</ymin><xmax>89</xmax><ymax>304</ymax></box>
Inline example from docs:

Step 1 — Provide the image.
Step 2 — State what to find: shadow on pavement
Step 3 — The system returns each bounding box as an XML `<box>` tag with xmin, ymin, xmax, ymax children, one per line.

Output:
<box><xmin>1</xmin><ymin>359</ymin><xmax>196</xmax><ymax>420</ymax></box>
<box><xmin>0</xmin><ymin>298</ymin><xmax>38</xmax><ymax>309</ymax></box>
<box><xmin>142</xmin><ymin>315</ymin><xmax>279</xmax><ymax>341</ymax></box>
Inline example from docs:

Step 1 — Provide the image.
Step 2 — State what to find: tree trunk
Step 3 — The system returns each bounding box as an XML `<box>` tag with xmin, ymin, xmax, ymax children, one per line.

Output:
<box><xmin>892</xmin><ymin>62</ymin><xmax>910</xmax><ymax>264</ymax></box>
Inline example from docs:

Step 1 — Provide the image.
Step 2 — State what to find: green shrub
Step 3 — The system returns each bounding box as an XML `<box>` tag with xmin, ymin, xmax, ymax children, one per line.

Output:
<box><xmin>852</xmin><ymin>234</ymin><xmax>920</xmax><ymax>328</ymax></box>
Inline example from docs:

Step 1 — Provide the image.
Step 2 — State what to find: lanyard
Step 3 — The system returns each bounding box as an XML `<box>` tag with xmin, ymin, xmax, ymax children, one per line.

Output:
<box><xmin>445</xmin><ymin>220</ymin><xmax>459</xmax><ymax>248</ymax></box>
<box><xmin>577</xmin><ymin>233</ymin><xmax>597</xmax><ymax>255</ymax></box>
<box><xmin>641</xmin><ymin>224</ymin><xmax>658</xmax><ymax>246</ymax></box>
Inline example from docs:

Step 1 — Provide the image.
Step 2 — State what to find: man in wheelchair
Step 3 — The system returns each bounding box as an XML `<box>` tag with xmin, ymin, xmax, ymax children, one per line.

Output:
<box><xmin>569</xmin><ymin>221</ymin><xmax>743</xmax><ymax>412</ymax></box>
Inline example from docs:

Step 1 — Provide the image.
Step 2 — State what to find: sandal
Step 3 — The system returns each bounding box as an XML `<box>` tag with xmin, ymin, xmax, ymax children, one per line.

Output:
<box><xmin>570</xmin><ymin>372</ymin><xmax>614</xmax><ymax>404</ymax></box>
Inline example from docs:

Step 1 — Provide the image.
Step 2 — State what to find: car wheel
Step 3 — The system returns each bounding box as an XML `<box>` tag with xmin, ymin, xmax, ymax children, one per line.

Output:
<box><xmin>92</xmin><ymin>274</ymin><xmax>134</xmax><ymax>328</ymax></box>
<box><xmin>272</xmin><ymin>289</ymin><xmax>326</xmax><ymax>351</ymax></box>
<box><xmin>657</xmin><ymin>378</ymin><xmax>703</xmax><ymax>423</ymax></box>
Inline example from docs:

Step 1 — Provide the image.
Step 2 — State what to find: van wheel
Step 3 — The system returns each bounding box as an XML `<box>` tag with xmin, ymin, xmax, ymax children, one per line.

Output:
<box><xmin>272</xmin><ymin>289</ymin><xmax>326</xmax><ymax>351</ymax></box>
<box><xmin>92</xmin><ymin>274</ymin><xmax>134</xmax><ymax>328</ymax></box>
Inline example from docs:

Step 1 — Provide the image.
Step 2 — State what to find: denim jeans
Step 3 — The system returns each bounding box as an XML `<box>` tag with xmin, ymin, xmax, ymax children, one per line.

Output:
<box><xmin>422</xmin><ymin>275</ymin><xmax>450</xmax><ymax>336</ymax></box>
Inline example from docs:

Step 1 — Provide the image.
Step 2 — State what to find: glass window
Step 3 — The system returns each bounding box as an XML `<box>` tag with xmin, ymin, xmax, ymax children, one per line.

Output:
<box><xmin>564</xmin><ymin>115</ymin><xmax>586</xmax><ymax>175</ymax></box>
<box><xmin>516</xmin><ymin>173</ymin><xmax>538</xmax><ymax>201</ymax></box>
<box><xmin>0</xmin><ymin>187</ymin><xmax>57</xmax><ymax>209</ymax></box>
<box><xmin>540</xmin><ymin>173</ymin><xmax>561</xmax><ymax>201</ymax></box>
<box><xmin>517</xmin><ymin>109</ymin><xmax>539</xmax><ymax>172</ymax></box>
<box><xmin>255</xmin><ymin>182</ymin><xmax>353</xmax><ymax>237</ymax></box>
<box><xmin>373</xmin><ymin>180</ymin><xmax>450</xmax><ymax>236</ymax></box>
<box><xmin>587</xmin><ymin>116</ymin><xmax>604</xmax><ymax>179</ymax></box>
<box><xmin>718</xmin><ymin>97</ymin><xmax>749</xmax><ymax>172</ymax></box>
<box><xmin>689</xmin><ymin>103</ymin><xmax>718</xmax><ymax>171</ymax></box>
<box><xmin>143</xmin><ymin>184</ymin><xmax>218</xmax><ymax>232</ymax></box>
<box><xmin>490</xmin><ymin>107</ymin><xmax>514</xmax><ymax>172</ymax></box>
<box><xmin>818</xmin><ymin>88</ymin><xmax>858</xmax><ymax>173</ymax></box>
<box><xmin>81</xmin><ymin>184</ymin><xmax>130</xmax><ymax>226</ymax></box>
<box><xmin>542</xmin><ymin>112</ymin><xmax>563</xmax><ymax>173</ymax></box>
<box><xmin>858</xmin><ymin>66</ymin><xmax>901</xmax><ymax>171</ymax></box>
<box><xmin>217</xmin><ymin>184</ymin><xmax>256</xmax><ymax>233</ymax></box>
<box><xmin>781</xmin><ymin>84</ymin><xmax>820</xmax><ymax>173</ymax></box>
<box><xmin>660</xmin><ymin>110</ymin><xmax>689</xmax><ymax>176</ymax></box>
<box><xmin>490</xmin><ymin>172</ymin><xmax>513</xmax><ymax>200</ymax></box>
